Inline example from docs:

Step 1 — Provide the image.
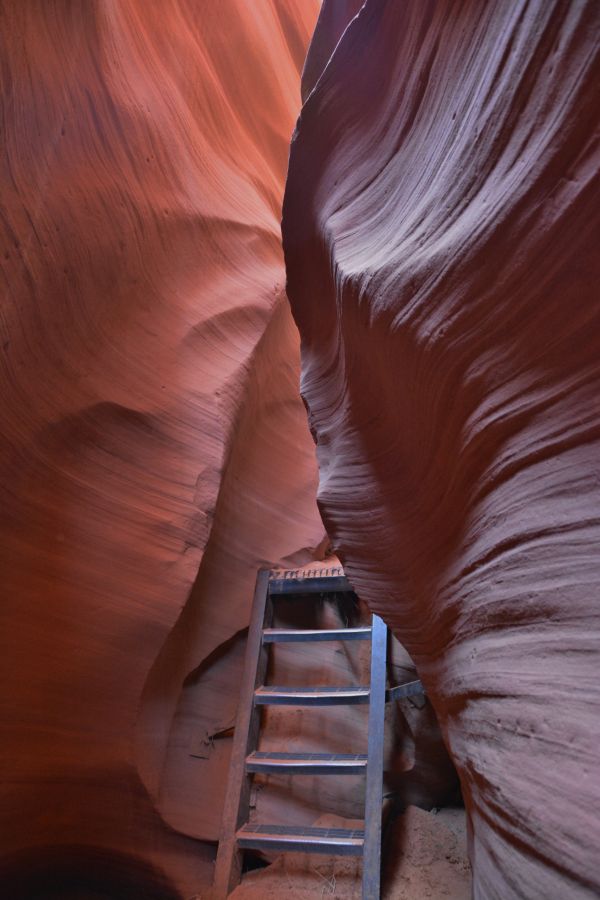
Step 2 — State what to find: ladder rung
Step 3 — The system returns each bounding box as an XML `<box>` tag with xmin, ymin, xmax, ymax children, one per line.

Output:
<box><xmin>246</xmin><ymin>751</ymin><xmax>368</xmax><ymax>774</ymax></box>
<box><xmin>386</xmin><ymin>679</ymin><xmax>425</xmax><ymax>701</ymax></box>
<box><xmin>255</xmin><ymin>685</ymin><xmax>370</xmax><ymax>706</ymax></box>
<box><xmin>237</xmin><ymin>823</ymin><xmax>364</xmax><ymax>856</ymax></box>
<box><xmin>263</xmin><ymin>626</ymin><xmax>371</xmax><ymax>643</ymax></box>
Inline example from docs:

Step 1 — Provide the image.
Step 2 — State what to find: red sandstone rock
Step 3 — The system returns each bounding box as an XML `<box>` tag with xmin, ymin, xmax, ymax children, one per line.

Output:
<box><xmin>0</xmin><ymin>2</ymin><xmax>320</xmax><ymax>896</ymax></box>
<box><xmin>283</xmin><ymin>1</ymin><xmax>600</xmax><ymax>897</ymax></box>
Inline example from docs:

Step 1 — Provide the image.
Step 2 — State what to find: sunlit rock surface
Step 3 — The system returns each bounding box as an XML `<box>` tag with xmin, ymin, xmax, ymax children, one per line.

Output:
<box><xmin>284</xmin><ymin>1</ymin><xmax>600</xmax><ymax>898</ymax></box>
<box><xmin>0</xmin><ymin>2</ymin><xmax>321</xmax><ymax>896</ymax></box>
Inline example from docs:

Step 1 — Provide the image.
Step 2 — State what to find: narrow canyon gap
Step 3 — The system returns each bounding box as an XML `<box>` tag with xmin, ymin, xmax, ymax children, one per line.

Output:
<box><xmin>1</xmin><ymin>1</ymin><xmax>598</xmax><ymax>898</ymax></box>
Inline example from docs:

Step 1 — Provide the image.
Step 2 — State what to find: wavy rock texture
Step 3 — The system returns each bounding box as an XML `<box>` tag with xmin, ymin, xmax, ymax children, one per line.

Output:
<box><xmin>284</xmin><ymin>1</ymin><xmax>600</xmax><ymax>898</ymax></box>
<box><xmin>0</xmin><ymin>2</ymin><xmax>321</xmax><ymax>897</ymax></box>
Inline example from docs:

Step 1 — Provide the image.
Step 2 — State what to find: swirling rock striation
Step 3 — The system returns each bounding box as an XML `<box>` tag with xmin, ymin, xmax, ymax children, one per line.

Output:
<box><xmin>0</xmin><ymin>1</ymin><xmax>320</xmax><ymax>896</ymax></box>
<box><xmin>283</xmin><ymin>1</ymin><xmax>600</xmax><ymax>897</ymax></box>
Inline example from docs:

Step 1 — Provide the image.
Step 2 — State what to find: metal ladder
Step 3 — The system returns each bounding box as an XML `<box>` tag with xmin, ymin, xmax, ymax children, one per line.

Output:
<box><xmin>212</xmin><ymin>568</ymin><xmax>424</xmax><ymax>899</ymax></box>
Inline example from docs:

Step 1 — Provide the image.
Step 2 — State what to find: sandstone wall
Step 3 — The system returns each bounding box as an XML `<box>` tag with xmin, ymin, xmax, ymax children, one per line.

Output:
<box><xmin>283</xmin><ymin>1</ymin><xmax>600</xmax><ymax>897</ymax></box>
<box><xmin>0</xmin><ymin>2</ymin><xmax>320</xmax><ymax>896</ymax></box>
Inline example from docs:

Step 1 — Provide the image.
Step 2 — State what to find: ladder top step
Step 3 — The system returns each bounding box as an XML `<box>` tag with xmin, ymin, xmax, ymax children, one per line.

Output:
<box><xmin>255</xmin><ymin>685</ymin><xmax>370</xmax><ymax>706</ymax></box>
<box><xmin>268</xmin><ymin>575</ymin><xmax>353</xmax><ymax>596</ymax></box>
<box><xmin>246</xmin><ymin>751</ymin><xmax>368</xmax><ymax>774</ymax></box>
<box><xmin>263</xmin><ymin>626</ymin><xmax>371</xmax><ymax>643</ymax></box>
<box><xmin>237</xmin><ymin>823</ymin><xmax>364</xmax><ymax>856</ymax></box>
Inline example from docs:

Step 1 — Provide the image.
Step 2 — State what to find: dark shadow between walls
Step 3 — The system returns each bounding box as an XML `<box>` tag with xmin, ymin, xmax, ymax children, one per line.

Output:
<box><xmin>0</xmin><ymin>845</ymin><xmax>181</xmax><ymax>900</ymax></box>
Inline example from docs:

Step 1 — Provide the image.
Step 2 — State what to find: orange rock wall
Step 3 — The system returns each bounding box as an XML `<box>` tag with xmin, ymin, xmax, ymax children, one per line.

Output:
<box><xmin>0</xmin><ymin>2</ymin><xmax>320</xmax><ymax>897</ymax></box>
<box><xmin>283</xmin><ymin>1</ymin><xmax>600</xmax><ymax>897</ymax></box>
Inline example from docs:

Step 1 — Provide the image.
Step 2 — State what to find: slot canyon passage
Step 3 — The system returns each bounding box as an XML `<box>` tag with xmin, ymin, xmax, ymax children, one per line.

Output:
<box><xmin>0</xmin><ymin>1</ymin><xmax>598</xmax><ymax>899</ymax></box>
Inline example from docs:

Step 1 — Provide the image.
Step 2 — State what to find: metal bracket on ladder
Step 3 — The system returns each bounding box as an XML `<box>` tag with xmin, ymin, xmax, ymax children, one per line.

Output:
<box><xmin>212</xmin><ymin>568</ymin><xmax>425</xmax><ymax>899</ymax></box>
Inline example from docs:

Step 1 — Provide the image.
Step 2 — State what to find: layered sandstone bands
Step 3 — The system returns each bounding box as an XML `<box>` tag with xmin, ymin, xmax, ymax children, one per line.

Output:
<box><xmin>3</xmin><ymin>0</ymin><xmax>598</xmax><ymax>896</ymax></box>
<box><xmin>1</xmin><ymin>2</ymin><xmax>322</xmax><ymax>896</ymax></box>
<box><xmin>284</xmin><ymin>1</ymin><xmax>600</xmax><ymax>897</ymax></box>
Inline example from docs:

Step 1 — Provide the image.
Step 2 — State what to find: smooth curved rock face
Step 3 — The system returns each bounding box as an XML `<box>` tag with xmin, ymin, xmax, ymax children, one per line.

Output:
<box><xmin>283</xmin><ymin>1</ymin><xmax>600</xmax><ymax>897</ymax></box>
<box><xmin>300</xmin><ymin>0</ymin><xmax>364</xmax><ymax>102</ymax></box>
<box><xmin>0</xmin><ymin>2</ymin><xmax>320</xmax><ymax>896</ymax></box>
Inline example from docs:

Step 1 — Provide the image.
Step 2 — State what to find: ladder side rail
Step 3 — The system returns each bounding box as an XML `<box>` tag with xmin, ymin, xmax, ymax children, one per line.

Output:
<box><xmin>362</xmin><ymin>613</ymin><xmax>387</xmax><ymax>900</ymax></box>
<box><xmin>213</xmin><ymin>568</ymin><xmax>272</xmax><ymax>898</ymax></box>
